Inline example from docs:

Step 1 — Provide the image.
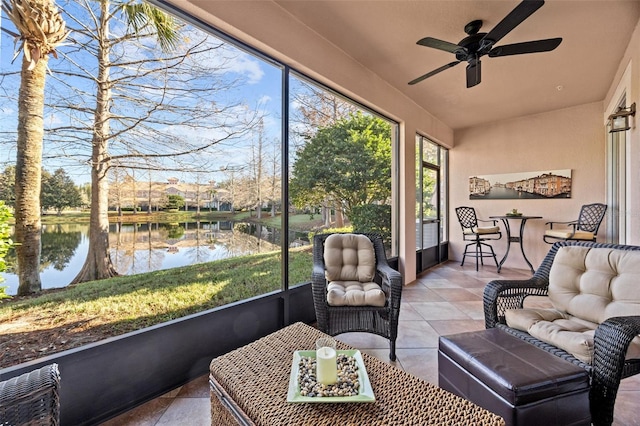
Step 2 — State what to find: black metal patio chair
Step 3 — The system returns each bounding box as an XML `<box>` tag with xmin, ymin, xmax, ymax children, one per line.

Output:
<box><xmin>455</xmin><ymin>206</ymin><xmax>502</xmax><ymax>271</ymax></box>
<box><xmin>543</xmin><ymin>202</ymin><xmax>607</xmax><ymax>243</ymax></box>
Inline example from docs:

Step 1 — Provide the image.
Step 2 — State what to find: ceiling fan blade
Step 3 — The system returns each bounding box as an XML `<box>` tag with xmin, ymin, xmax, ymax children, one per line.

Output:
<box><xmin>481</xmin><ymin>0</ymin><xmax>545</xmax><ymax>48</ymax></box>
<box><xmin>417</xmin><ymin>37</ymin><xmax>464</xmax><ymax>54</ymax></box>
<box><xmin>466</xmin><ymin>60</ymin><xmax>481</xmax><ymax>88</ymax></box>
<box><xmin>408</xmin><ymin>61</ymin><xmax>461</xmax><ymax>85</ymax></box>
<box><xmin>488</xmin><ymin>37</ymin><xmax>562</xmax><ymax>57</ymax></box>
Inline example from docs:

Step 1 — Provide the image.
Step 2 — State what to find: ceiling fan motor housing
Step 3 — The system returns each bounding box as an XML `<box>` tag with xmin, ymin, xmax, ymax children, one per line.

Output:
<box><xmin>456</xmin><ymin>33</ymin><xmax>493</xmax><ymax>61</ymax></box>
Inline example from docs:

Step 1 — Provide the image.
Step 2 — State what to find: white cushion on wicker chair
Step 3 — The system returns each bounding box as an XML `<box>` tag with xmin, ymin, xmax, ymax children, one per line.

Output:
<box><xmin>544</xmin><ymin>230</ymin><xmax>594</xmax><ymax>240</ymax></box>
<box><xmin>323</xmin><ymin>234</ymin><xmax>375</xmax><ymax>282</ymax></box>
<box><xmin>323</xmin><ymin>234</ymin><xmax>383</xmax><ymax>306</ymax></box>
<box><xmin>327</xmin><ymin>280</ymin><xmax>386</xmax><ymax>307</ymax></box>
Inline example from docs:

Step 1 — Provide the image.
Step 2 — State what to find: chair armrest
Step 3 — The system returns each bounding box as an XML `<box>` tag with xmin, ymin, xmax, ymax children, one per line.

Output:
<box><xmin>545</xmin><ymin>220</ymin><xmax>578</xmax><ymax>230</ymax></box>
<box><xmin>311</xmin><ymin>263</ymin><xmax>325</xmax><ymax>283</ymax></box>
<box><xmin>311</xmin><ymin>263</ymin><xmax>328</xmax><ymax>303</ymax></box>
<box><xmin>591</xmin><ymin>316</ymin><xmax>640</xmax><ymax>426</ymax></box>
<box><xmin>0</xmin><ymin>364</ymin><xmax>60</xmax><ymax>425</ymax></box>
<box><xmin>376</xmin><ymin>263</ymin><xmax>403</xmax><ymax>308</ymax></box>
<box><xmin>483</xmin><ymin>277</ymin><xmax>549</xmax><ymax>328</ymax></box>
<box><xmin>478</xmin><ymin>218</ymin><xmax>499</xmax><ymax>226</ymax></box>
<box><xmin>593</xmin><ymin>315</ymin><xmax>640</xmax><ymax>370</ymax></box>
<box><xmin>311</xmin><ymin>262</ymin><xmax>330</xmax><ymax>331</ymax></box>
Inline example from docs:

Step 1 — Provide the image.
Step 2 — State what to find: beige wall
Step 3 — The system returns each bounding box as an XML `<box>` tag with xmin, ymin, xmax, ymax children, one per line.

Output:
<box><xmin>450</xmin><ymin>102</ymin><xmax>606</xmax><ymax>270</ymax></box>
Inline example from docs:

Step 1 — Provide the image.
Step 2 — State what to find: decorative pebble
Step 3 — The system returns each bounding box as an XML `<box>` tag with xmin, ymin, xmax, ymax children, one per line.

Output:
<box><xmin>298</xmin><ymin>354</ymin><xmax>360</xmax><ymax>397</ymax></box>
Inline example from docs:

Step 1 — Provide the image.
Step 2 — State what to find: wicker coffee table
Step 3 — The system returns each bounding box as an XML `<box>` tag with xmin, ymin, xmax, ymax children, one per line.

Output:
<box><xmin>210</xmin><ymin>322</ymin><xmax>504</xmax><ymax>425</ymax></box>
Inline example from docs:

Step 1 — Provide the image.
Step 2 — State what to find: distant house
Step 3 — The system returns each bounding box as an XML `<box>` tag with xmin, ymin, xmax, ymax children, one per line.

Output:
<box><xmin>108</xmin><ymin>177</ymin><xmax>232</xmax><ymax>211</ymax></box>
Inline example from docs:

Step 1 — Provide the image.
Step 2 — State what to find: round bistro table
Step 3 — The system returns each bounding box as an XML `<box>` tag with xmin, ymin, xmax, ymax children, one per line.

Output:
<box><xmin>489</xmin><ymin>215</ymin><xmax>542</xmax><ymax>273</ymax></box>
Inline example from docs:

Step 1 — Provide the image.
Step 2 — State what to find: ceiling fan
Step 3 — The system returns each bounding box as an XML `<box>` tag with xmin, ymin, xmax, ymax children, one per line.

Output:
<box><xmin>408</xmin><ymin>0</ymin><xmax>562</xmax><ymax>88</ymax></box>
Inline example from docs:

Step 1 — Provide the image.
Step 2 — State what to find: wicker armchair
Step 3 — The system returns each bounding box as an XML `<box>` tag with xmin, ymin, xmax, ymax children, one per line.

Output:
<box><xmin>312</xmin><ymin>233</ymin><xmax>403</xmax><ymax>361</ymax></box>
<box><xmin>483</xmin><ymin>241</ymin><xmax>640</xmax><ymax>426</ymax></box>
<box><xmin>0</xmin><ymin>363</ymin><xmax>61</xmax><ymax>425</ymax></box>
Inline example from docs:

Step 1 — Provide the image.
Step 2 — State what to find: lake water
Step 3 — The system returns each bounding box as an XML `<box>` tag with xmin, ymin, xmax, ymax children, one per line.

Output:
<box><xmin>2</xmin><ymin>220</ymin><xmax>309</xmax><ymax>295</ymax></box>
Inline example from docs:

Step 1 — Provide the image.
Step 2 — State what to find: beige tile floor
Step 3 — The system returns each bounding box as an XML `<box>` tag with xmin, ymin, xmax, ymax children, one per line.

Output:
<box><xmin>101</xmin><ymin>262</ymin><xmax>640</xmax><ymax>426</ymax></box>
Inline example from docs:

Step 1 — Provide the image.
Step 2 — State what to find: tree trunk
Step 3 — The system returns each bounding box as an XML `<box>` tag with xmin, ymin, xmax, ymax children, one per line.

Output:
<box><xmin>15</xmin><ymin>56</ymin><xmax>48</xmax><ymax>295</ymax></box>
<box><xmin>71</xmin><ymin>0</ymin><xmax>118</xmax><ymax>283</ymax></box>
<box><xmin>71</xmin><ymin>150</ymin><xmax>119</xmax><ymax>283</ymax></box>
<box><xmin>335</xmin><ymin>202</ymin><xmax>344</xmax><ymax>227</ymax></box>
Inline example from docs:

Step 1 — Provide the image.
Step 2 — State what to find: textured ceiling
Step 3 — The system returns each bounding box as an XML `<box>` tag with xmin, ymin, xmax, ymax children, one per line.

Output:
<box><xmin>272</xmin><ymin>0</ymin><xmax>640</xmax><ymax>129</ymax></box>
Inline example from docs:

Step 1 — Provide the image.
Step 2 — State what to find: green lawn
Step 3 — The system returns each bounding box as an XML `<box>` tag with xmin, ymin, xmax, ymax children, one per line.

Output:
<box><xmin>0</xmin><ymin>211</ymin><xmax>328</xmax><ymax>367</ymax></box>
<box><xmin>0</xmin><ymin>246</ymin><xmax>313</xmax><ymax>366</ymax></box>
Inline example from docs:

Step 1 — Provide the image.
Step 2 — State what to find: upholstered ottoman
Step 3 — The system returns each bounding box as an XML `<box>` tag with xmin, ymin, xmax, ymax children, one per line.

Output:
<box><xmin>438</xmin><ymin>328</ymin><xmax>590</xmax><ymax>426</ymax></box>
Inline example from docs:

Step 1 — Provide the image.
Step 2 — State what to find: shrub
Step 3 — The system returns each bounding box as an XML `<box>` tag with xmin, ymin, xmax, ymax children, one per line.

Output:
<box><xmin>308</xmin><ymin>226</ymin><xmax>353</xmax><ymax>241</ymax></box>
<box><xmin>350</xmin><ymin>204</ymin><xmax>391</xmax><ymax>242</ymax></box>
<box><xmin>0</xmin><ymin>201</ymin><xmax>13</xmax><ymax>299</ymax></box>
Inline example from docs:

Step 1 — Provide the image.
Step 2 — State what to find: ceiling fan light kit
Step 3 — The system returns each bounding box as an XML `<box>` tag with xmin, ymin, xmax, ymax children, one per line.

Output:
<box><xmin>409</xmin><ymin>0</ymin><xmax>562</xmax><ymax>88</ymax></box>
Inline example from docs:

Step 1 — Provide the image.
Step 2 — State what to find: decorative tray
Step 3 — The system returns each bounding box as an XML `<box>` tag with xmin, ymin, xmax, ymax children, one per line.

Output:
<box><xmin>506</xmin><ymin>212</ymin><xmax>523</xmax><ymax>216</ymax></box>
<box><xmin>287</xmin><ymin>349</ymin><xmax>375</xmax><ymax>403</ymax></box>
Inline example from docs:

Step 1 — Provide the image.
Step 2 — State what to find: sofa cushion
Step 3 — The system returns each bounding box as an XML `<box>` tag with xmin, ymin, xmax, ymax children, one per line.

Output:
<box><xmin>504</xmin><ymin>308</ymin><xmax>567</xmax><ymax>331</ymax></box>
<box><xmin>504</xmin><ymin>246</ymin><xmax>640</xmax><ymax>364</ymax></box>
<box><xmin>548</xmin><ymin>246</ymin><xmax>640</xmax><ymax>324</ymax></box>
<box><xmin>505</xmin><ymin>309</ymin><xmax>597</xmax><ymax>363</ymax></box>
<box><xmin>323</xmin><ymin>234</ymin><xmax>375</xmax><ymax>283</ymax></box>
<box><xmin>506</xmin><ymin>308</ymin><xmax>640</xmax><ymax>364</ymax></box>
<box><xmin>326</xmin><ymin>281</ymin><xmax>386</xmax><ymax>307</ymax></box>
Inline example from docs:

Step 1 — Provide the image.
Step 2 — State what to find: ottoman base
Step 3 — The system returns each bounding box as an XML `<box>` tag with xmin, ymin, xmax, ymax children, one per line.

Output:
<box><xmin>438</xmin><ymin>329</ymin><xmax>590</xmax><ymax>426</ymax></box>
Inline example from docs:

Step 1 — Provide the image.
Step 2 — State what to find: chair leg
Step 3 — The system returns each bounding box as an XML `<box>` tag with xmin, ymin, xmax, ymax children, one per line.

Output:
<box><xmin>389</xmin><ymin>339</ymin><xmax>396</xmax><ymax>361</ymax></box>
<box><xmin>481</xmin><ymin>242</ymin><xmax>500</xmax><ymax>268</ymax></box>
<box><xmin>461</xmin><ymin>242</ymin><xmax>474</xmax><ymax>267</ymax></box>
<box><xmin>462</xmin><ymin>240</ymin><xmax>499</xmax><ymax>272</ymax></box>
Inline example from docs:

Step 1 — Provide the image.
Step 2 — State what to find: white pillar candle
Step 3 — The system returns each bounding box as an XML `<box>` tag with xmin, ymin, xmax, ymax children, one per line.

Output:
<box><xmin>316</xmin><ymin>346</ymin><xmax>337</xmax><ymax>385</ymax></box>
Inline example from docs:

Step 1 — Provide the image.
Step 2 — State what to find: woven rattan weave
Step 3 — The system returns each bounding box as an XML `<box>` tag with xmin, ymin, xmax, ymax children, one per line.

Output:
<box><xmin>209</xmin><ymin>322</ymin><xmax>504</xmax><ymax>426</ymax></box>
<box><xmin>0</xmin><ymin>363</ymin><xmax>60</xmax><ymax>426</ymax></box>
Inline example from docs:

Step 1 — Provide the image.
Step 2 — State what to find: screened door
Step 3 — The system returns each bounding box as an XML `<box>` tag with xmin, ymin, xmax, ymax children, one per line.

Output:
<box><xmin>416</xmin><ymin>135</ymin><xmax>448</xmax><ymax>273</ymax></box>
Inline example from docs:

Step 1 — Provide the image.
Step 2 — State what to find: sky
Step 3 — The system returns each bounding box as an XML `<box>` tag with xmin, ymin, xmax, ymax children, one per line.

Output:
<box><xmin>0</xmin><ymin>0</ymin><xmax>286</xmax><ymax>186</ymax></box>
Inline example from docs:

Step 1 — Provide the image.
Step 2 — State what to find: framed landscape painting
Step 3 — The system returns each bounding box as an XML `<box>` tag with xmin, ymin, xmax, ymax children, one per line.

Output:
<box><xmin>469</xmin><ymin>169</ymin><xmax>571</xmax><ymax>200</ymax></box>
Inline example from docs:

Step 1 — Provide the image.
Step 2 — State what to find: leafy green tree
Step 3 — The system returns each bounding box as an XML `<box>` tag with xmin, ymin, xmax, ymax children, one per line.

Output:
<box><xmin>165</xmin><ymin>194</ymin><xmax>185</xmax><ymax>211</ymax></box>
<box><xmin>0</xmin><ymin>201</ymin><xmax>14</xmax><ymax>299</ymax></box>
<box><xmin>290</xmin><ymin>113</ymin><xmax>392</xmax><ymax>223</ymax></box>
<box><xmin>0</xmin><ymin>166</ymin><xmax>16</xmax><ymax>208</ymax></box>
<box><xmin>41</xmin><ymin>168</ymin><xmax>83</xmax><ymax>215</ymax></box>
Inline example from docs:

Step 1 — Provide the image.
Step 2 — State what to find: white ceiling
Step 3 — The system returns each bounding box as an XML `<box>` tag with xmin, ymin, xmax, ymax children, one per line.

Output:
<box><xmin>271</xmin><ymin>0</ymin><xmax>640</xmax><ymax>129</ymax></box>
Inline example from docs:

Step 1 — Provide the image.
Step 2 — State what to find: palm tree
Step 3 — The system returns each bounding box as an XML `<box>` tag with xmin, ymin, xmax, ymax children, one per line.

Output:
<box><xmin>1</xmin><ymin>0</ymin><xmax>68</xmax><ymax>295</ymax></box>
<box><xmin>71</xmin><ymin>0</ymin><xmax>178</xmax><ymax>283</ymax></box>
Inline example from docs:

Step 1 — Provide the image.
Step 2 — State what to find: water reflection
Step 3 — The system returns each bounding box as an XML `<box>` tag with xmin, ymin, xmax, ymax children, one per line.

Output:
<box><xmin>3</xmin><ymin>220</ymin><xmax>308</xmax><ymax>295</ymax></box>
